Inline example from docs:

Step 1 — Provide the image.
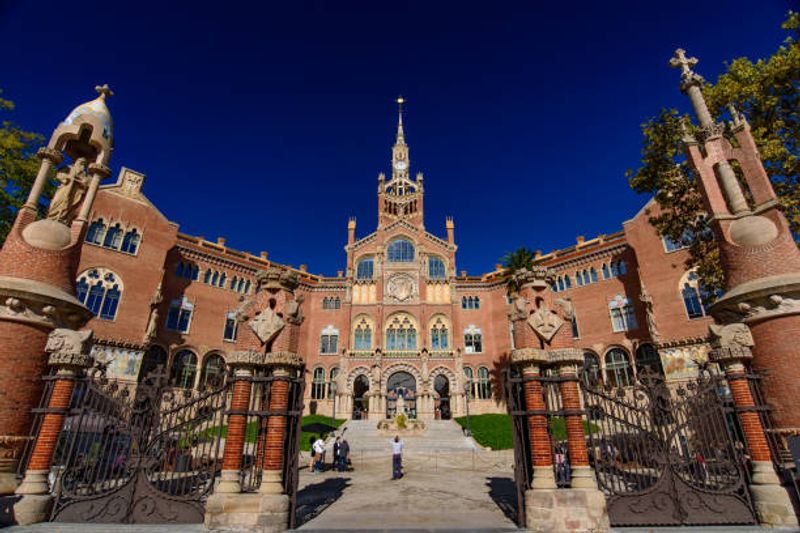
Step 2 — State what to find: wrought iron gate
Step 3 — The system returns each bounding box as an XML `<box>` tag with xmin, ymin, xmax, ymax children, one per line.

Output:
<box><xmin>580</xmin><ymin>367</ymin><xmax>757</xmax><ymax>527</ymax></box>
<box><xmin>48</xmin><ymin>366</ymin><xmax>229</xmax><ymax>523</ymax></box>
<box><xmin>504</xmin><ymin>367</ymin><xmax>531</xmax><ymax>528</ymax></box>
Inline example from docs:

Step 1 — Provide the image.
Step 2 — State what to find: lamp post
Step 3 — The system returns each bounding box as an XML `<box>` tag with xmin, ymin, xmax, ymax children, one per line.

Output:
<box><xmin>463</xmin><ymin>381</ymin><xmax>472</xmax><ymax>437</ymax></box>
<box><xmin>330</xmin><ymin>380</ymin><xmax>338</xmax><ymax>435</ymax></box>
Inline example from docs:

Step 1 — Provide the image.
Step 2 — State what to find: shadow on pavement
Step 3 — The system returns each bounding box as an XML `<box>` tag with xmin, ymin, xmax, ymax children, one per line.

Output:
<box><xmin>296</xmin><ymin>476</ymin><xmax>351</xmax><ymax>527</ymax></box>
<box><xmin>486</xmin><ymin>476</ymin><xmax>518</xmax><ymax>525</ymax></box>
<box><xmin>0</xmin><ymin>495</ymin><xmax>20</xmax><ymax>527</ymax></box>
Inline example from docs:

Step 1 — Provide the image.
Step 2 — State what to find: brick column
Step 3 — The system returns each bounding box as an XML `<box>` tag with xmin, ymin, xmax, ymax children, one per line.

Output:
<box><xmin>551</xmin><ymin>349</ymin><xmax>596</xmax><ymax>489</ymax></box>
<box><xmin>710</xmin><ymin>329</ymin><xmax>799</xmax><ymax>527</ymax></box>
<box><xmin>217</xmin><ymin>361</ymin><xmax>254</xmax><ymax>494</ymax></box>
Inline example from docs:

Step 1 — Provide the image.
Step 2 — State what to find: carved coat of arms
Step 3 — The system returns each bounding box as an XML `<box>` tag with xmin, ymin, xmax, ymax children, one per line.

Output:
<box><xmin>527</xmin><ymin>307</ymin><xmax>564</xmax><ymax>342</ymax></box>
<box><xmin>386</xmin><ymin>274</ymin><xmax>417</xmax><ymax>303</ymax></box>
<box><xmin>249</xmin><ymin>308</ymin><xmax>285</xmax><ymax>344</ymax></box>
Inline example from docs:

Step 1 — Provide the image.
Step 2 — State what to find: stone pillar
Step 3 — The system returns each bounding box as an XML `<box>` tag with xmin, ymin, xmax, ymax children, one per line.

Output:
<box><xmin>260</xmin><ymin>365</ymin><xmax>291</xmax><ymax>495</ymax></box>
<box><xmin>709</xmin><ymin>327</ymin><xmax>798</xmax><ymax>528</ymax></box>
<box><xmin>217</xmin><ymin>353</ymin><xmax>256</xmax><ymax>494</ymax></box>
<box><xmin>14</xmin><ymin>329</ymin><xmax>93</xmax><ymax>526</ymax></box>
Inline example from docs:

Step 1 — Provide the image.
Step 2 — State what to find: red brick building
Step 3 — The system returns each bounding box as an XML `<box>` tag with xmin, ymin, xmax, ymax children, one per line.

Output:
<box><xmin>75</xmin><ymin>110</ymin><xmax>714</xmax><ymax>421</ymax></box>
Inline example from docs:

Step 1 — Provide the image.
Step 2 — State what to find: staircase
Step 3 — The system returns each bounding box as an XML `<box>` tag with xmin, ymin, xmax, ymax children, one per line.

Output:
<box><xmin>334</xmin><ymin>419</ymin><xmax>478</xmax><ymax>455</ymax></box>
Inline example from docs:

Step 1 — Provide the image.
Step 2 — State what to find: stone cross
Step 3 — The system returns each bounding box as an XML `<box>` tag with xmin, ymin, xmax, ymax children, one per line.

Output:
<box><xmin>669</xmin><ymin>48</ymin><xmax>698</xmax><ymax>76</ymax></box>
<box><xmin>95</xmin><ymin>84</ymin><xmax>114</xmax><ymax>100</ymax></box>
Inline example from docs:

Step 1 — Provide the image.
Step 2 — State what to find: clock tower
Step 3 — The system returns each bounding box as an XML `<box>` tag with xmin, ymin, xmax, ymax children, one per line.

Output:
<box><xmin>378</xmin><ymin>97</ymin><xmax>424</xmax><ymax>228</ymax></box>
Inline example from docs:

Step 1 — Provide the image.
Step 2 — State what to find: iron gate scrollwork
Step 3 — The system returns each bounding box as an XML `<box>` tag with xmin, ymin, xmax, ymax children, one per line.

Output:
<box><xmin>504</xmin><ymin>367</ymin><xmax>531</xmax><ymax>528</ymax></box>
<box><xmin>49</xmin><ymin>365</ymin><xmax>229</xmax><ymax>524</ymax></box>
<box><xmin>580</xmin><ymin>366</ymin><xmax>757</xmax><ymax>527</ymax></box>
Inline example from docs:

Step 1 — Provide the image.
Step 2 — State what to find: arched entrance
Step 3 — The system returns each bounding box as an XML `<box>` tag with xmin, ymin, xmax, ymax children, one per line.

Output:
<box><xmin>352</xmin><ymin>374</ymin><xmax>369</xmax><ymax>420</ymax></box>
<box><xmin>434</xmin><ymin>374</ymin><xmax>451</xmax><ymax>419</ymax></box>
<box><xmin>386</xmin><ymin>371</ymin><xmax>416</xmax><ymax>419</ymax></box>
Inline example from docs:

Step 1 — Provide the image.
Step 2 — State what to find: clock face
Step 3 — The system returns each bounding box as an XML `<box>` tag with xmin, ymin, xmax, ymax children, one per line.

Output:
<box><xmin>394</xmin><ymin>160</ymin><xmax>407</xmax><ymax>170</ymax></box>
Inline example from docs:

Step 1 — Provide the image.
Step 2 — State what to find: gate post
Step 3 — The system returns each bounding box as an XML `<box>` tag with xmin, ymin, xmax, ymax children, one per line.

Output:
<box><xmin>710</xmin><ymin>324</ymin><xmax>799</xmax><ymax>528</ymax></box>
<box><xmin>14</xmin><ymin>328</ymin><xmax>92</xmax><ymax>526</ymax></box>
<box><xmin>259</xmin><ymin>362</ymin><xmax>294</xmax><ymax>495</ymax></box>
<box><xmin>217</xmin><ymin>351</ymin><xmax>256</xmax><ymax>494</ymax></box>
<box><xmin>550</xmin><ymin>349</ymin><xmax>594</xmax><ymax>489</ymax></box>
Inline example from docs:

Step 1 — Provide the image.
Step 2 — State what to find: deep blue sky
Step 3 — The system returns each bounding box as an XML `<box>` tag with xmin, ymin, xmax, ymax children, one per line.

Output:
<box><xmin>0</xmin><ymin>1</ymin><xmax>792</xmax><ymax>276</ymax></box>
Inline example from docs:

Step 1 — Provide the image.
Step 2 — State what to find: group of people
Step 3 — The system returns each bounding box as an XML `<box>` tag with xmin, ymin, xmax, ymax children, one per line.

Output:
<box><xmin>309</xmin><ymin>434</ymin><xmax>351</xmax><ymax>473</ymax></box>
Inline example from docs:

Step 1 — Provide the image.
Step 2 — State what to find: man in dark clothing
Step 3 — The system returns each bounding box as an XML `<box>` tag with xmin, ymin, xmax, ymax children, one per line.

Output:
<box><xmin>333</xmin><ymin>437</ymin><xmax>341</xmax><ymax>471</ymax></box>
<box><xmin>338</xmin><ymin>438</ymin><xmax>350</xmax><ymax>472</ymax></box>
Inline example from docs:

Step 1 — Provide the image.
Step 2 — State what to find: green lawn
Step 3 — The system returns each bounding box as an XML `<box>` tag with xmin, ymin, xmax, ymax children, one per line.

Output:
<box><xmin>455</xmin><ymin>414</ymin><xmax>596</xmax><ymax>450</ymax></box>
<box><xmin>299</xmin><ymin>414</ymin><xmax>346</xmax><ymax>452</ymax></box>
<box><xmin>192</xmin><ymin>414</ymin><xmax>346</xmax><ymax>452</ymax></box>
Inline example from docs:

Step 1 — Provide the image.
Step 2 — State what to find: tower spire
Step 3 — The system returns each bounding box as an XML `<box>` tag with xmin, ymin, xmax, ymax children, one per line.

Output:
<box><xmin>395</xmin><ymin>96</ymin><xmax>406</xmax><ymax>145</ymax></box>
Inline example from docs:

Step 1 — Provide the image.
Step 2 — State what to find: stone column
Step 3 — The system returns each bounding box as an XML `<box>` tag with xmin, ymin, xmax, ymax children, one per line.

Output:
<box><xmin>14</xmin><ymin>328</ymin><xmax>93</xmax><ymax>526</ymax></box>
<box><xmin>709</xmin><ymin>327</ymin><xmax>798</xmax><ymax>528</ymax></box>
<box><xmin>216</xmin><ymin>352</ymin><xmax>256</xmax><ymax>494</ymax></box>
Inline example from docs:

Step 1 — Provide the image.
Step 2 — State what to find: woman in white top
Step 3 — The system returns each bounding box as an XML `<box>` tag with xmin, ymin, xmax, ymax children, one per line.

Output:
<box><xmin>391</xmin><ymin>435</ymin><xmax>404</xmax><ymax>479</ymax></box>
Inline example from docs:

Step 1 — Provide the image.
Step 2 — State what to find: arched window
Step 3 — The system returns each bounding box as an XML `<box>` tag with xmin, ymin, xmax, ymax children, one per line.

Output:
<box><xmin>464</xmin><ymin>325</ymin><xmax>483</xmax><ymax>353</ymax></box>
<box><xmin>680</xmin><ymin>270</ymin><xmax>706</xmax><ymax>319</ymax></box>
<box><xmin>583</xmin><ymin>351</ymin><xmax>602</xmax><ymax>386</ymax></box>
<box><xmin>120</xmin><ymin>228</ymin><xmax>140</xmax><ymax>254</ymax></box>
<box><xmin>320</xmin><ymin>325</ymin><xmax>339</xmax><ymax>355</ymax></box>
<box><xmin>576</xmin><ymin>271</ymin><xmax>584</xmax><ymax>287</ymax></box>
<box><xmin>356</xmin><ymin>257</ymin><xmax>374</xmax><ymax>280</ymax></box>
<box><xmin>200</xmin><ymin>353</ymin><xmax>226</xmax><ymax>390</ymax></box>
<box><xmin>635</xmin><ymin>344</ymin><xmax>664</xmax><ymax>376</ymax></box>
<box><xmin>311</xmin><ymin>367</ymin><xmax>326</xmax><ymax>400</ymax></box>
<box><xmin>428</xmin><ymin>256</ymin><xmax>446</xmax><ymax>279</ymax></box>
<box><xmin>590</xmin><ymin>267</ymin><xmax>598</xmax><ymax>283</ymax></box>
<box><xmin>602</xmin><ymin>263</ymin><xmax>610</xmax><ymax>279</ymax></box>
<box><xmin>605</xmin><ymin>348</ymin><xmax>632</xmax><ymax>388</ymax></box>
<box><xmin>230</xmin><ymin>276</ymin><xmax>238</xmax><ymax>290</ymax></box>
<box><xmin>557</xmin><ymin>277</ymin><xmax>565</xmax><ymax>291</ymax></box>
<box><xmin>86</xmin><ymin>218</ymin><xmax>106</xmax><ymax>245</ymax></box>
<box><xmin>353</xmin><ymin>316</ymin><xmax>372</xmax><ymax>351</ymax></box>
<box><xmin>464</xmin><ymin>366</ymin><xmax>476</xmax><ymax>398</ymax></box>
<box><xmin>171</xmin><ymin>349</ymin><xmax>198</xmax><ymax>389</ymax></box>
<box><xmin>219</xmin><ymin>272</ymin><xmax>227</xmax><ymax>287</ymax></box>
<box><xmin>430</xmin><ymin>316</ymin><xmax>449</xmax><ymax>350</ymax></box>
<box><xmin>211</xmin><ymin>271</ymin><xmax>219</xmax><ymax>286</ymax></box>
<box><xmin>387</xmin><ymin>238</ymin><xmax>415</xmax><ymax>262</ymax></box>
<box><xmin>328</xmin><ymin>367</ymin><xmax>339</xmax><ymax>397</ymax></box>
<box><xmin>564</xmin><ymin>275</ymin><xmax>572</xmax><ymax>289</ymax></box>
<box><xmin>237</xmin><ymin>278</ymin><xmax>245</xmax><ymax>293</ymax></box>
<box><xmin>103</xmin><ymin>223</ymin><xmax>123</xmax><ymax>249</ymax></box>
<box><xmin>75</xmin><ymin>268</ymin><xmax>123</xmax><ymax>321</ymax></box>
<box><xmin>385</xmin><ymin>314</ymin><xmax>417</xmax><ymax>351</ymax></box>
<box><xmin>244</xmin><ymin>280</ymin><xmax>251</xmax><ymax>293</ymax></box>
<box><xmin>477</xmin><ymin>367</ymin><xmax>491</xmax><ymax>399</ymax></box>
<box><xmin>203</xmin><ymin>270</ymin><xmax>212</xmax><ymax>284</ymax></box>
<box><xmin>223</xmin><ymin>311</ymin><xmax>238</xmax><ymax>341</ymax></box>
<box><xmin>611</xmin><ymin>260</ymin><xmax>627</xmax><ymax>277</ymax></box>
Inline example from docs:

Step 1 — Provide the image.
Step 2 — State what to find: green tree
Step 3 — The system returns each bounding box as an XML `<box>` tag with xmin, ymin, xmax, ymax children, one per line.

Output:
<box><xmin>627</xmin><ymin>11</ymin><xmax>800</xmax><ymax>297</ymax></box>
<box><xmin>0</xmin><ymin>90</ymin><xmax>51</xmax><ymax>243</ymax></box>
<box><xmin>500</xmin><ymin>247</ymin><xmax>536</xmax><ymax>294</ymax></box>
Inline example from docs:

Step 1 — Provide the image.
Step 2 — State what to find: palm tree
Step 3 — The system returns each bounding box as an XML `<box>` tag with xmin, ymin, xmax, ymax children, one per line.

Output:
<box><xmin>500</xmin><ymin>247</ymin><xmax>536</xmax><ymax>294</ymax></box>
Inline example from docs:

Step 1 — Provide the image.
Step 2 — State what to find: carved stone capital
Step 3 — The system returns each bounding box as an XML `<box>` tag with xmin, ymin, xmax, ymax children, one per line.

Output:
<box><xmin>45</xmin><ymin>328</ymin><xmax>93</xmax><ymax>369</ymax></box>
<box><xmin>0</xmin><ymin>277</ymin><xmax>93</xmax><ymax>330</ymax></box>
<box><xmin>711</xmin><ymin>277</ymin><xmax>800</xmax><ymax>325</ymax></box>
<box><xmin>513</xmin><ymin>266</ymin><xmax>555</xmax><ymax>289</ymax></box>
<box><xmin>87</xmin><ymin>163</ymin><xmax>112</xmax><ymax>179</ymax></box>
<box><xmin>510</xmin><ymin>348</ymin><xmax>549</xmax><ymax>366</ymax></box>
<box><xmin>227</xmin><ymin>349</ymin><xmax>266</xmax><ymax>367</ymax></box>
<box><xmin>264</xmin><ymin>351</ymin><xmax>304</xmax><ymax>369</ymax></box>
<box><xmin>709</xmin><ymin>346</ymin><xmax>753</xmax><ymax>365</ymax></box>
<box><xmin>507</xmin><ymin>295</ymin><xmax>528</xmax><ymax>322</ymax></box>
<box><xmin>37</xmin><ymin>147</ymin><xmax>63</xmax><ymax>165</ymax></box>
<box><xmin>284</xmin><ymin>295</ymin><xmax>305</xmax><ymax>326</ymax></box>
<box><xmin>256</xmin><ymin>267</ymin><xmax>299</xmax><ymax>292</ymax></box>
<box><xmin>547</xmin><ymin>348</ymin><xmax>584</xmax><ymax>366</ymax></box>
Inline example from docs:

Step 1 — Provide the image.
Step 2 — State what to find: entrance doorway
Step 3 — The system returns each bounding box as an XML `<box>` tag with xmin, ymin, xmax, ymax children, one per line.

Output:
<box><xmin>434</xmin><ymin>374</ymin><xmax>451</xmax><ymax>419</ymax></box>
<box><xmin>386</xmin><ymin>371</ymin><xmax>416</xmax><ymax>419</ymax></box>
<box><xmin>352</xmin><ymin>374</ymin><xmax>369</xmax><ymax>419</ymax></box>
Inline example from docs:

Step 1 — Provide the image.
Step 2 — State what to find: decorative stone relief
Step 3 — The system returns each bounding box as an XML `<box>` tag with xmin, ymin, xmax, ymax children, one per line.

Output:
<box><xmin>510</xmin><ymin>348</ymin><xmax>549</xmax><ymax>366</ymax></box>
<box><xmin>227</xmin><ymin>349</ymin><xmax>266</xmax><ymax>366</ymax></box>
<box><xmin>547</xmin><ymin>347</ymin><xmax>583</xmax><ymax>366</ymax></box>
<box><xmin>264</xmin><ymin>351</ymin><xmax>304</xmax><ymax>368</ymax></box>
<box><xmin>527</xmin><ymin>306</ymin><xmax>563</xmax><ymax>342</ymax></box>
<box><xmin>385</xmin><ymin>273</ymin><xmax>418</xmax><ymax>304</ymax></box>
<box><xmin>508</xmin><ymin>296</ymin><xmax>527</xmax><ymax>321</ymax></box>
<box><xmin>554</xmin><ymin>298</ymin><xmax>575</xmax><ymax>321</ymax></box>
<box><xmin>737</xmin><ymin>295</ymin><xmax>800</xmax><ymax>323</ymax></box>
<box><xmin>708</xmin><ymin>323</ymin><xmax>754</xmax><ymax>363</ymax></box>
<box><xmin>257</xmin><ymin>267</ymin><xmax>299</xmax><ymax>292</ymax></box>
<box><xmin>284</xmin><ymin>295</ymin><xmax>305</xmax><ymax>326</ymax></box>
<box><xmin>248</xmin><ymin>307</ymin><xmax>285</xmax><ymax>344</ymax></box>
<box><xmin>46</xmin><ymin>328</ymin><xmax>93</xmax><ymax>368</ymax></box>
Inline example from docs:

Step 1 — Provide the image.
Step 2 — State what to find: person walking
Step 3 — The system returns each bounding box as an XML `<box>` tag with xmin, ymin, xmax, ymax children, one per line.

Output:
<box><xmin>391</xmin><ymin>435</ymin><xmax>404</xmax><ymax>480</ymax></box>
<box><xmin>333</xmin><ymin>437</ymin><xmax>341</xmax><ymax>471</ymax></box>
<box><xmin>339</xmin><ymin>437</ymin><xmax>350</xmax><ymax>472</ymax></box>
<box><xmin>312</xmin><ymin>436</ymin><xmax>325</xmax><ymax>473</ymax></box>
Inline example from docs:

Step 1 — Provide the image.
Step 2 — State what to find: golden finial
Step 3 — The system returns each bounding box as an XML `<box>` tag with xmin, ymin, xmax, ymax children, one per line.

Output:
<box><xmin>396</xmin><ymin>96</ymin><xmax>405</xmax><ymax>114</ymax></box>
<box><xmin>95</xmin><ymin>84</ymin><xmax>114</xmax><ymax>100</ymax></box>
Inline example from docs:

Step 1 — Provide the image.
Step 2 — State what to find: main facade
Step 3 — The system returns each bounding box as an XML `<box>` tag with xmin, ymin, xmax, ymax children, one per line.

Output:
<box><xmin>77</xmin><ymin>108</ymin><xmax>713</xmax><ymax>421</ymax></box>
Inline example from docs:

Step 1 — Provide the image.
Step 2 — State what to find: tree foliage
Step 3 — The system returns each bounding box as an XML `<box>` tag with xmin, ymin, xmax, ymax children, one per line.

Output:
<box><xmin>0</xmin><ymin>90</ymin><xmax>51</xmax><ymax>242</ymax></box>
<box><xmin>500</xmin><ymin>246</ymin><xmax>536</xmax><ymax>294</ymax></box>
<box><xmin>627</xmin><ymin>11</ymin><xmax>800</xmax><ymax>296</ymax></box>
